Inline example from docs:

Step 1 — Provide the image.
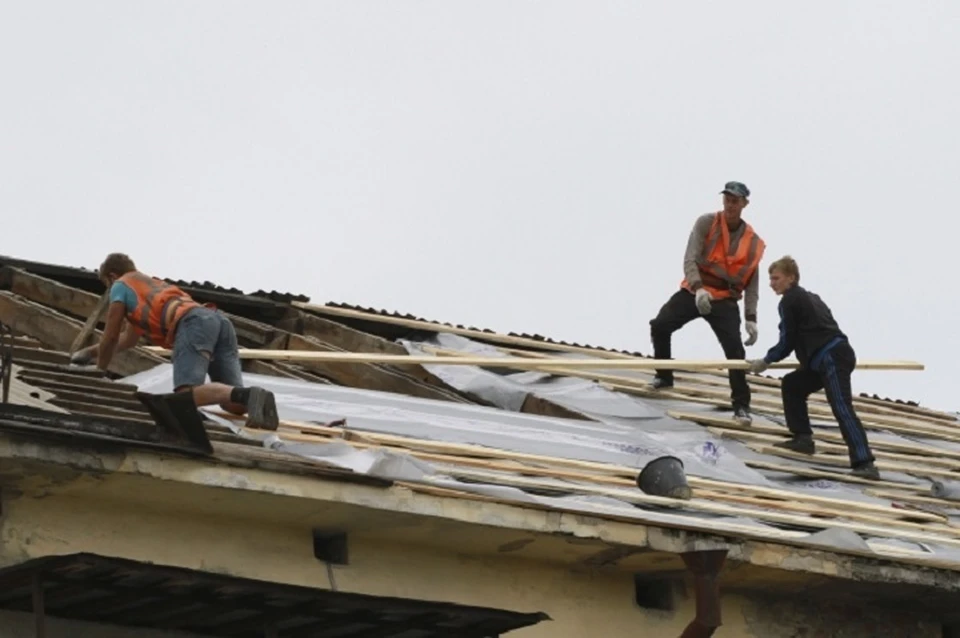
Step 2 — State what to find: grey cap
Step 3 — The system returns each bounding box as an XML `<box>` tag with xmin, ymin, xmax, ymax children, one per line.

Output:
<box><xmin>721</xmin><ymin>181</ymin><xmax>750</xmax><ymax>198</ymax></box>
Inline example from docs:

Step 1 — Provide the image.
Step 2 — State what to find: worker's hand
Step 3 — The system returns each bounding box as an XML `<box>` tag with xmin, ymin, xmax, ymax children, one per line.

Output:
<box><xmin>746</xmin><ymin>358</ymin><xmax>769</xmax><ymax>374</ymax></box>
<box><xmin>69</xmin><ymin>349</ymin><xmax>94</xmax><ymax>365</ymax></box>
<box><xmin>744</xmin><ymin>321</ymin><xmax>758</xmax><ymax>346</ymax></box>
<box><xmin>695</xmin><ymin>288</ymin><xmax>712</xmax><ymax>315</ymax></box>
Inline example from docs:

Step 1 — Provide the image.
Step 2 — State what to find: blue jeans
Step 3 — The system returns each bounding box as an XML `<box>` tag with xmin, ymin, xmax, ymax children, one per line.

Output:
<box><xmin>171</xmin><ymin>307</ymin><xmax>243</xmax><ymax>390</ymax></box>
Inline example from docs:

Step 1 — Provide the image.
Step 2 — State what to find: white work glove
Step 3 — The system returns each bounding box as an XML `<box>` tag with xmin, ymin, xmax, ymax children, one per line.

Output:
<box><xmin>694</xmin><ymin>288</ymin><xmax>712</xmax><ymax>315</ymax></box>
<box><xmin>747</xmin><ymin>358</ymin><xmax>769</xmax><ymax>374</ymax></box>
<box><xmin>744</xmin><ymin>320</ymin><xmax>758</xmax><ymax>346</ymax></box>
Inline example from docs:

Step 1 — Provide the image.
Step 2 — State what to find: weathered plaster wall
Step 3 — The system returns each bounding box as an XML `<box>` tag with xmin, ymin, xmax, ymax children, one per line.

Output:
<box><xmin>740</xmin><ymin>595</ymin><xmax>940</xmax><ymax>638</ymax></box>
<box><xmin>0</xmin><ymin>488</ymin><xmax>942</xmax><ymax>638</ymax></box>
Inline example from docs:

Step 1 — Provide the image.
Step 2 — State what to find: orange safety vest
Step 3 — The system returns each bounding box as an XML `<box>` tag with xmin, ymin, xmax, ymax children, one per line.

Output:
<box><xmin>681</xmin><ymin>212</ymin><xmax>765</xmax><ymax>301</ymax></box>
<box><xmin>119</xmin><ymin>272</ymin><xmax>202</xmax><ymax>348</ymax></box>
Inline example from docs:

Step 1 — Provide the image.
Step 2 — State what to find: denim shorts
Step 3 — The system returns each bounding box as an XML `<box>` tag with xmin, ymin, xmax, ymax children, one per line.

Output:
<box><xmin>171</xmin><ymin>307</ymin><xmax>243</xmax><ymax>390</ymax></box>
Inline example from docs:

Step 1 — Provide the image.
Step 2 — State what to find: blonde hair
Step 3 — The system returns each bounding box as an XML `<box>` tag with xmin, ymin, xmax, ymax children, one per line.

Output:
<box><xmin>768</xmin><ymin>255</ymin><xmax>800</xmax><ymax>283</ymax></box>
<box><xmin>98</xmin><ymin>253</ymin><xmax>136</xmax><ymax>283</ymax></box>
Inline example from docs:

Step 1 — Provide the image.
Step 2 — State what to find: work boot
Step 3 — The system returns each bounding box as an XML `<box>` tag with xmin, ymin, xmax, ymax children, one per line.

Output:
<box><xmin>245</xmin><ymin>387</ymin><xmax>280</xmax><ymax>431</ymax></box>
<box><xmin>733</xmin><ymin>406</ymin><xmax>752</xmax><ymax>426</ymax></box>
<box><xmin>773</xmin><ymin>435</ymin><xmax>815</xmax><ymax>455</ymax></box>
<box><xmin>647</xmin><ymin>376</ymin><xmax>674</xmax><ymax>391</ymax></box>
<box><xmin>851</xmin><ymin>462</ymin><xmax>880</xmax><ymax>481</ymax></box>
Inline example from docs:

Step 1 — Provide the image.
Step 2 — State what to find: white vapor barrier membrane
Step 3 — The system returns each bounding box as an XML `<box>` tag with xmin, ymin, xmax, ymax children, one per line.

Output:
<box><xmin>122</xmin><ymin>363</ymin><xmax>767</xmax><ymax>486</ymax></box>
<box><xmin>120</xmin><ymin>361</ymin><xmax>953</xmax><ymax>561</ymax></box>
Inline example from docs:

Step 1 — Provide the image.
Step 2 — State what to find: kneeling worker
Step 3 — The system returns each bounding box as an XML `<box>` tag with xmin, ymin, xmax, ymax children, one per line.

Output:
<box><xmin>747</xmin><ymin>256</ymin><xmax>879</xmax><ymax>480</ymax></box>
<box><xmin>72</xmin><ymin>253</ymin><xmax>280</xmax><ymax>430</ymax></box>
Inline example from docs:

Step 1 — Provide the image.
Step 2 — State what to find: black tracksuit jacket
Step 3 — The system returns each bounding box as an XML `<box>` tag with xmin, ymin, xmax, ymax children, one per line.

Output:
<box><xmin>763</xmin><ymin>284</ymin><xmax>848</xmax><ymax>370</ymax></box>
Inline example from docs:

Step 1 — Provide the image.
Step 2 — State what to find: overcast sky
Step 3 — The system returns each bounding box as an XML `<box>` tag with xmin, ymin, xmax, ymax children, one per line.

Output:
<box><xmin>1</xmin><ymin>2</ymin><xmax>957</xmax><ymax>411</ymax></box>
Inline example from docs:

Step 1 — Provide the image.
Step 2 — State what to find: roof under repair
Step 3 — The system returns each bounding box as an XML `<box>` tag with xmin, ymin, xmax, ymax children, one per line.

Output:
<box><xmin>0</xmin><ymin>254</ymin><xmax>959</xmax><ymax>577</ymax></box>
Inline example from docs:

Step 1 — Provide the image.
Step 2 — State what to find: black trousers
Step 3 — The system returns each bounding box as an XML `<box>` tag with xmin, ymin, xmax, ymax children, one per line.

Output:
<box><xmin>649</xmin><ymin>289</ymin><xmax>750</xmax><ymax>410</ymax></box>
<box><xmin>781</xmin><ymin>340</ymin><xmax>875</xmax><ymax>467</ymax></box>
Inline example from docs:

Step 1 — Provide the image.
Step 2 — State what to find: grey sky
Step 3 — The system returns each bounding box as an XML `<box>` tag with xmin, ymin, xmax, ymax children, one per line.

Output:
<box><xmin>2</xmin><ymin>2</ymin><xmax>957</xmax><ymax>410</ymax></box>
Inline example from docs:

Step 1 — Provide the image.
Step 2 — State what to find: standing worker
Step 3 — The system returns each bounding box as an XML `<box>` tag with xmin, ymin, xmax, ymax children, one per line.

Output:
<box><xmin>747</xmin><ymin>256</ymin><xmax>879</xmax><ymax>480</ymax></box>
<box><xmin>648</xmin><ymin>181</ymin><xmax>765</xmax><ymax>425</ymax></box>
<box><xmin>71</xmin><ymin>253</ymin><xmax>280</xmax><ymax>431</ymax></box>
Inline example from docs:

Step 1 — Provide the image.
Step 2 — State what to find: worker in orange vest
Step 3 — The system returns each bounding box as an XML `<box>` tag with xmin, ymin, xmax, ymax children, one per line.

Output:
<box><xmin>648</xmin><ymin>181</ymin><xmax>766</xmax><ymax>425</ymax></box>
<box><xmin>71</xmin><ymin>253</ymin><xmax>280</xmax><ymax>430</ymax></box>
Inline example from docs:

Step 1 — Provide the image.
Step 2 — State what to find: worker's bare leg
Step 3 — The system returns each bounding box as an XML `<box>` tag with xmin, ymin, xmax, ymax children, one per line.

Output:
<box><xmin>172</xmin><ymin>309</ymin><xmax>280</xmax><ymax>430</ymax></box>
<box><xmin>175</xmin><ymin>383</ymin><xmax>279</xmax><ymax>430</ymax></box>
<box><xmin>177</xmin><ymin>383</ymin><xmax>244</xmax><ymax>413</ymax></box>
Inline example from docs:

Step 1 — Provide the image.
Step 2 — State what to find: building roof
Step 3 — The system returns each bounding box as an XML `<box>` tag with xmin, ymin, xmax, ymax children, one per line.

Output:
<box><xmin>1</xmin><ymin>255</ymin><xmax>959</xmax><ymax>579</ymax></box>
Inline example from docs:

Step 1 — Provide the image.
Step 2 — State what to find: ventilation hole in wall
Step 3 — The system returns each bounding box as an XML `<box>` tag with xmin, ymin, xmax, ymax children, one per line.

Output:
<box><xmin>633</xmin><ymin>575</ymin><xmax>674</xmax><ymax>611</ymax></box>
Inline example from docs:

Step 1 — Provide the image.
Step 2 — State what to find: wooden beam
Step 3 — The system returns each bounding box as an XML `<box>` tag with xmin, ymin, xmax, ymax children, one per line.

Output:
<box><xmin>70</xmin><ymin>288</ymin><xmax>110</xmax><ymax>353</ymax></box>
<box><xmin>281</xmin><ymin>310</ymin><xmax>489</xmax><ymax>399</ymax></box>
<box><xmin>0</xmin><ymin>292</ymin><xmax>164</xmax><ymax>377</ymax></box>
<box><xmin>142</xmin><ymin>347</ymin><xmax>925</xmax><ymax>371</ymax></box>
<box><xmin>243</xmin><ymin>359</ymin><xmax>334</xmax><ymax>382</ymax></box>
<box><xmin>278</xmin><ymin>310</ymin><xmax>409</xmax><ymax>356</ymax></box>
<box><xmin>294</xmin><ymin>301</ymin><xmax>639</xmax><ymax>358</ymax></box>
<box><xmin>0</xmin><ymin>266</ymin><xmax>101</xmax><ymax>319</ymax></box>
<box><xmin>280</xmin><ymin>309</ymin><xmax>591</xmax><ymax>420</ymax></box>
<box><xmin>271</xmin><ymin>332</ymin><xmax>480</xmax><ymax>404</ymax></box>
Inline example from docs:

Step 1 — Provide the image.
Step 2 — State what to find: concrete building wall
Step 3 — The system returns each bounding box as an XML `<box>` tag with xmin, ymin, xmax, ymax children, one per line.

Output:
<box><xmin>0</xmin><ymin>478</ymin><xmax>942</xmax><ymax>637</ymax></box>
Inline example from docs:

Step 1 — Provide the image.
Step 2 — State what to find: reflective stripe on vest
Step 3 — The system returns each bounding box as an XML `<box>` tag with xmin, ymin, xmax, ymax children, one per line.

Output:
<box><xmin>685</xmin><ymin>213</ymin><xmax>765</xmax><ymax>299</ymax></box>
<box><xmin>119</xmin><ymin>272</ymin><xmax>199</xmax><ymax>348</ymax></box>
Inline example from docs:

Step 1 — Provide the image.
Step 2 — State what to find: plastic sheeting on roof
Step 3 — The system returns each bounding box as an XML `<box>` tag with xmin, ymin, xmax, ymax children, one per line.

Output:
<box><xmin>120</xmin><ymin>360</ymin><xmax>960</xmax><ymax>565</ymax></box>
<box><xmin>122</xmin><ymin>361</ymin><xmax>764</xmax><ymax>486</ymax></box>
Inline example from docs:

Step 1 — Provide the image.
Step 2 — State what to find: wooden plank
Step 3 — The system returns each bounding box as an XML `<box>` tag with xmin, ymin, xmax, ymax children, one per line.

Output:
<box><xmin>749</xmin><ymin>444</ymin><xmax>960</xmax><ymax>480</ymax></box>
<box><xmin>274</xmin><ymin>424</ymin><xmax>958</xmax><ymax>541</ymax></box>
<box><xmin>70</xmin><ymin>289</ymin><xmax>110</xmax><ymax>353</ymax></box>
<box><xmin>222</xmin><ymin>312</ymin><xmax>278</xmax><ymax>347</ymax></box>
<box><xmin>0</xmin><ymin>292</ymin><xmax>164</xmax><ymax>377</ymax></box>
<box><xmin>289</xmin><ymin>424</ymin><xmax>947</xmax><ymax>530</ymax></box>
<box><xmin>434</xmin><ymin>465</ymin><xmax>960</xmax><ymax>550</ymax></box>
<box><xmin>699</xmin><ymin>415</ymin><xmax>960</xmax><ymax>463</ymax></box>
<box><xmin>280</xmin><ymin>310</ymin><xmax>524</xmax><ymax>412</ymax></box>
<box><xmin>243</xmin><ymin>359</ymin><xmax>334</xmax><ymax>383</ymax></box>
<box><xmin>744</xmin><ymin>459</ymin><xmax>924</xmax><ymax>490</ymax></box>
<box><xmin>710</xmin><ymin>427</ymin><xmax>960</xmax><ymax>471</ymax></box>
<box><xmin>646</xmin><ymin>375</ymin><xmax>958</xmax><ymax>427</ymax></box>
<box><xmin>216</xmin><ymin>410</ymin><xmax>946</xmax><ymax>528</ymax></box>
<box><xmin>40</xmin><ymin>385</ymin><xmax>146</xmax><ymax>413</ymax></box>
<box><xmin>48</xmin><ymin>397</ymin><xmax>155</xmax><ymax>424</ymax></box>
<box><xmin>8</xmin><ymin>345</ymin><xmax>71</xmax><ymax>366</ymax></box>
<box><xmin>141</xmin><ymin>347</ymin><xmax>925</xmax><ymax>371</ymax></box>
<box><xmin>280</xmin><ymin>310</ymin><xmax>410</xmax><ymax>356</ymax></box>
<box><xmin>1</xmin><ymin>266</ymin><xmax>100</xmax><ymax>318</ymax></box>
<box><xmin>16</xmin><ymin>366</ymin><xmax>138</xmax><ymax>391</ymax></box>
<box><xmin>293</xmin><ymin>301</ymin><xmax>640</xmax><ymax>358</ymax></box>
<box><xmin>276</xmin><ymin>332</ymin><xmax>478</xmax><ymax>405</ymax></box>
<box><xmin>694</xmin><ymin>489</ymin><xmax>948</xmax><ymax>529</ymax></box>
<box><xmin>864</xmin><ymin>489</ymin><xmax>960</xmax><ymax>510</ymax></box>
<box><xmin>668</xmin><ymin>407</ymin><xmax>960</xmax><ymax>445</ymax></box>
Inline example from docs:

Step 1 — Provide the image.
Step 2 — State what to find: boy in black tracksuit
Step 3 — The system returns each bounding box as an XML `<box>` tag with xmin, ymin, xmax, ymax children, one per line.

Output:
<box><xmin>747</xmin><ymin>256</ymin><xmax>880</xmax><ymax>480</ymax></box>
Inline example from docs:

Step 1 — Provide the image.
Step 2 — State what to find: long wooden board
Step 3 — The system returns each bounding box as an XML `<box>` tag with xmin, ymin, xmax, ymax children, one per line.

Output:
<box><xmin>142</xmin><ymin>347</ymin><xmax>924</xmax><ymax>371</ymax></box>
